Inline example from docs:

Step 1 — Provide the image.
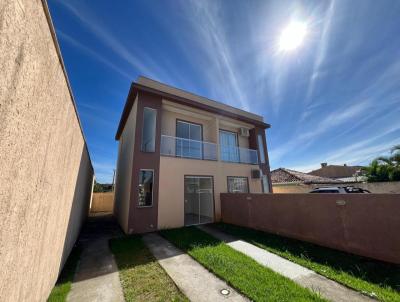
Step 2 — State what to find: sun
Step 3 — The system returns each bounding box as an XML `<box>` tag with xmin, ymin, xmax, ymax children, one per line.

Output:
<box><xmin>279</xmin><ymin>21</ymin><xmax>307</xmax><ymax>51</ymax></box>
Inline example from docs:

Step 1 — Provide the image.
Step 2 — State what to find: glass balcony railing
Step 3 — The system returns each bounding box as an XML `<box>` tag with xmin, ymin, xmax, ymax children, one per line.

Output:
<box><xmin>220</xmin><ymin>145</ymin><xmax>258</xmax><ymax>164</ymax></box>
<box><xmin>160</xmin><ymin>135</ymin><xmax>259</xmax><ymax>164</ymax></box>
<box><xmin>160</xmin><ymin>135</ymin><xmax>218</xmax><ymax>160</ymax></box>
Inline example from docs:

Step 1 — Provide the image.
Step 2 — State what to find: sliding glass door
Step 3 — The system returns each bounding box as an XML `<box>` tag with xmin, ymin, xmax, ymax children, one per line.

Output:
<box><xmin>184</xmin><ymin>176</ymin><xmax>214</xmax><ymax>226</ymax></box>
<box><xmin>176</xmin><ymin>120</ymin><xmax>203</xmax><ymax>159</ymax></box>
<box><xmin>219</xmin><ymin>130</ymin><xmax>239</xmax><ymax>162</ymax></box>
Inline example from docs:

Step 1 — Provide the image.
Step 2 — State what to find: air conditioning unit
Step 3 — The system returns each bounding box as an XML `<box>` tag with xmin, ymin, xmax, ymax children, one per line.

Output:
<box><xmin>251</xmin><ymin>169</ymin><xmax>261</xmax><ymax>179</ymax></box>
<box><xmin>239</xmin><ymin>127</ymin><xmax>250</xmax><ymax>137</ymax></box>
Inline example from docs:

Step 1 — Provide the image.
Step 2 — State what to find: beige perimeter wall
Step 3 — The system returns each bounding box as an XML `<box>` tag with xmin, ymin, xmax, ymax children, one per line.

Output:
<box><xmin>221</xmin><ymin>193</ymin><xmax>400</xmax><ymax>264</ymax></box>
<box><xmin>158</xmin><ymin>156</ymin><xmax>262</xmax><ymax>229</ymax></box>
<box><xmin>0</xmin><ymin>1</ymin><xmax>94</xmax><ymax>302</ymax></box>
<box><xmin>91</xmin><ymin>192</ymin><xmax>115</xmax><ymax>213</ymax></box>
<box><xmin>273</xmin><ymin>181</ymin><xmax>400</xmax><ymax>193</ymax></box>
<box><xmin>114</xmin><ymin>95</ymin><xmax>137</xmax><ymax>233</ymax></box>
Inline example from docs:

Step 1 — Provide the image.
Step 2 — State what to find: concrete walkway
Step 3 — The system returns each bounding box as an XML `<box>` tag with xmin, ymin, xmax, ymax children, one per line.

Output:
<box><xmin>199</xmin><ymin>225</ymin><xmax>376</xmax><ymax>302</ymax></box>
<box><xmin>67</xmin><ymin>214</ymin><xmax>124</xmax><ymax>302</ymax></box>
<box><xmin>142</xmin><ymin>233</ymin><xmax>248</xmax><ymax>302</ymax></box>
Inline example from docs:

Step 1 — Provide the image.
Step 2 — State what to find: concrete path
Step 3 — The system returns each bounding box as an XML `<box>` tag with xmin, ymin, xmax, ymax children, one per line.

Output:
<box><xmin>67</xmin><ymin>214</ymin><xmax>125</xmax><ymax>302</ymax></box>
<box><xmin>142</xmin><ymin>233</ymin><xmax>248</xmax><ymax>302</ymax></box>
<box><xmin>199</xmin><ymin>225</ymin><xmax>376</xmax><ymax>302</ymax></box>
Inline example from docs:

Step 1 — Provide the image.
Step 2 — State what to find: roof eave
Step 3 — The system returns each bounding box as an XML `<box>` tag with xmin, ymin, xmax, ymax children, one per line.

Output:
<box><xmin>115</xmin><ymin>82</ymin><xmax>271</xmax><ymax>140</ymax></box>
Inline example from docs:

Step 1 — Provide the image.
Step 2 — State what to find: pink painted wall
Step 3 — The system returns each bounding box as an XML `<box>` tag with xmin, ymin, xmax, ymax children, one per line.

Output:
<box><xmin>220</xmin><ymin>193</ymin><xmax>400</xmax><ymax>264</ymax></box>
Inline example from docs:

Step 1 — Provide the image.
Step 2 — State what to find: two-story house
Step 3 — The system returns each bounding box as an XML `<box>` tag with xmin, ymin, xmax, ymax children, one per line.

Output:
<box><xmin>114</xmin><ymin>77</ymin><xmax>272</xmax><ymax>234</ymax></box>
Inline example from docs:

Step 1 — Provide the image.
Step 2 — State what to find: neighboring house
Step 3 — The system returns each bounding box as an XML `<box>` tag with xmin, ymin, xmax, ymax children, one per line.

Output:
<box><xmin>308</xmin><ymin>163</ymin><xmax>364</xmax><ymax>180</ymax></box>
<box><xmin>271</xmin><ymin>168</ymin><xmax>342</xmax><ymax>193</ymax></box>
<box><xmin>114</xmin><ymin>77</ymin><xmax>272</xmax><ymax>233</ymax></box>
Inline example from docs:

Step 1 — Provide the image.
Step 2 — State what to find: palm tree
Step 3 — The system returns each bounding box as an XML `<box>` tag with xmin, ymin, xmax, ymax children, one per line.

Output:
<box><xmin>364</xmin><ymin>145</ymin><xmax>400</xmax><ymax>182</ymax></box>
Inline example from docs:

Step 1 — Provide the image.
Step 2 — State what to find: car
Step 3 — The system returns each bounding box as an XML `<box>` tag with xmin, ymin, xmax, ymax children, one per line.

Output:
<box><xmin>309</xmin><ymin>186</ymin><xmax>370</xmax><ymax>193</ymax></box>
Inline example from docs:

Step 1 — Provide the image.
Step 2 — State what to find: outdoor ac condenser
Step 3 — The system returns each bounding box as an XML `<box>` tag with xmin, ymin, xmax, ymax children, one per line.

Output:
<box><xmin>239</xmin><ymin>127</ymin><xmax>250</xmax><ymax>137</ymax></box>
<box><xmin>251</xmin><ymin>169</ymin><xmax>261</xmax><ymax>179</ymax></box>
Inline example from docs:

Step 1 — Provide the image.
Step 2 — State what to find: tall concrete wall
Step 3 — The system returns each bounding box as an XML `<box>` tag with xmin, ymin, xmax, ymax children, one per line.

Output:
<box><xmin>0</xmin><ymin>1</ymin><xmax>94</xmax><ymax>301</ymax></box>
<box><xmin>221</xmin><ymin>193</ymin><xmax>400</xmax><ymax>264</ymax></box>
<box><xmin>114</xmin><ymin>96</ymin><xmax>137</xmax><ymax>233</ymax></box>
<box><xmin>273</xmin><ymin>181</ymin><xmax>400</xmax><ymax>193</ymax></box>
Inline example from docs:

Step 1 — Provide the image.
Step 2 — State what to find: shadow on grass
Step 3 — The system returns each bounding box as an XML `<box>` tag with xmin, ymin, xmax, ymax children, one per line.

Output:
<box><xmin>214</xmin><ymin>223</ymin><xmax>400</xmax><ymax>291</ymax></box>
<box><xmin>109</xmin><ymin>235</ymin><xmax>187</xmax><ymax>302</ymax></box>
<box><xmin>159</xmin><ymin>226</ymin><xmax>222</xmax><ymax>252</ymax></box>
<box><xmin>47</xmin><ymin>244</ymin><xmax>82</xmax><ymax>302</ymax></box>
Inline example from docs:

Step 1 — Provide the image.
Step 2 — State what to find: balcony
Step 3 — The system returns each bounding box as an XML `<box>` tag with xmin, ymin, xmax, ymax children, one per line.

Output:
<box><xmin>160</xmin><ymin>135</ymin><xmax>258</xmax><ymax>164</ymax></box>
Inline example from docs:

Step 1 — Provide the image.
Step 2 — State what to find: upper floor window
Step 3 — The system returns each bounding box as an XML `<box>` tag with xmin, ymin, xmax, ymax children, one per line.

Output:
<box><xmin>257</xmin><ymin>133</ymin><xmax>266</xmax><ymax>163</ymax></box>
<box><xmin>227</xmin><ymin>176</ymin><xmax>249</xmax><ymax>193</ymax></box>
<box><xmin>141</xmin><ymin>107</ymin><xmax>157</xmax><ymax>152</ymax></box>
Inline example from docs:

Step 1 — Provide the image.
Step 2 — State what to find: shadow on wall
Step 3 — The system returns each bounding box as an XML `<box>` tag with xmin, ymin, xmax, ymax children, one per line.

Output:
<box><xmin>59</xmin><ymin>146</ymin><xmax>94</xmax><ymax>274</ymax></box>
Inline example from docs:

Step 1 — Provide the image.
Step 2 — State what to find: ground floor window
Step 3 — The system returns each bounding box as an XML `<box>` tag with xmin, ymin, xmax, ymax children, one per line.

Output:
<box><xmin>227</xmin><ymin>176</ymin><xmax>249</xmax><ymax>193</ymax></box>
<box><xmin>138</xmin><ymin>169</ymin><xmax>154</xmax><ymax>207</ymax></box>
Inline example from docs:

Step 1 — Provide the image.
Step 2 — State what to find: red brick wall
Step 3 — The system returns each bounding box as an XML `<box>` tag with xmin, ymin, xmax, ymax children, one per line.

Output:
<box><xmin>220</xmin><ymin>193</ymin><xmax>400</xmax><ymax>264</ymax></box>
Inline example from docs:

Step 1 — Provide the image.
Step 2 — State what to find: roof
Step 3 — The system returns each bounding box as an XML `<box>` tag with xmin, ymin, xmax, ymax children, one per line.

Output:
<box><xmin>308</xmin><ymin>165</ymin><xmax>364</xmax><ymax>179</ymax></box>
<box><xmin>271</xmin><ymin>168</ymin><xmax>342</xmax><ymax>184</ymax></box>
<box><xmin>115</xmin><ymin>77</ymin><xmax>270</xmax><ymax>140</ymax></box>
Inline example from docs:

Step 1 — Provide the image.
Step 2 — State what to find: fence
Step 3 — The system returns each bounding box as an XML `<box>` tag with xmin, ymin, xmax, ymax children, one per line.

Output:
<box><xmin>91</xmin><ymin>192</ymin><xmax>115</xmax><ymax>213</ymax></box>
<box><xmin>220</xmin><ymin>193</ymin><xmax>400</xmax><ymax>264</ymax></box>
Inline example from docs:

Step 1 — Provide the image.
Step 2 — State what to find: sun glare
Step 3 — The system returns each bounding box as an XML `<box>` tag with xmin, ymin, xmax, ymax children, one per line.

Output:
<box><xmin>279</xmin><ymin>21</ymin><xmax>307</xmax><ymax>51</ymax></box>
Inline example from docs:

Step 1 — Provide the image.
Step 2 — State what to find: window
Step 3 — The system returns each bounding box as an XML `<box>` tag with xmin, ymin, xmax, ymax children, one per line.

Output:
<box><xmin>138</xmin><ymin>170</ymin><xmax>154</xmax><ymax>207</ymax></box>
<box><xmin>257</xmin><ymin>133</ymin><xmax>266</xmax><ymax>163</ymax></box>
<box><xmin>219</xmin><ymin>130</ymin><xmax>239</xmax><ymax>162</ymax></box>
<box><xmin>141</xmin><ymin>107</ymin><xmax>157</xmax><ymax>152</ymax></box>
<box><xmin>262</xmin><ymin>175</ymin><xmax>270</xmax><ymax>193</ymax></box>
<box><xmin>227</xmin><ymin>177</ymin><xmax>249</xmax><ymax>193</ymax></box>
<box><xmin>176</xmin><ymin>120</ymin><xmax>203</xmax><ymax>158</ymax></box>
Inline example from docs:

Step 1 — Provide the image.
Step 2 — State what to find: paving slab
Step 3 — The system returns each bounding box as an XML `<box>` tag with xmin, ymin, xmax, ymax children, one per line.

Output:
<box><xmin>199</xmin><ymin>225</ymin><xmax>376</xmax><ymax>302</ymax></box>
<box><xmin>67</xmin><ymin>214</ymin><xmax>124</xmax><ymax>302</ymax></box>
<box><xmin>142</xmin><ymin>233</ymin><xmax>248</xmax><ymax>302</ymax></box>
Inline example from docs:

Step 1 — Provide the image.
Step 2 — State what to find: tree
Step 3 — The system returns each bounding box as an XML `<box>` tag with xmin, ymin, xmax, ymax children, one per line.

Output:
<box><xmin>364</xmin><ymin>145</ymin><xmax>400</xmax><ymax>182</ymax></box>
<box><xmin>93</xmin><ymin>181</ymin><xmax>104</xmax><ymax>193</ymax></box>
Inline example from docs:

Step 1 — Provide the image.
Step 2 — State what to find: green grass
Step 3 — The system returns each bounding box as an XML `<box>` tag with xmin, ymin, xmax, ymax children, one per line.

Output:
<box><xmin>160</xmin><ymin>226</ymin><xmax>326</xmax><ymax>302</ymax></box>
<box><xmin>214</xmin><ymin>223</ymin><xmax>400</xmax><ymax>302</ymax></box>
<box><xmin>109</xmin><ymin>236</ymin><xmax>188</xmax><ymax>302</ymax></box>
<box><xmin>47</xmin><ymin>245</ymin><xmax>82</xmax><ymax>302</ymax></box>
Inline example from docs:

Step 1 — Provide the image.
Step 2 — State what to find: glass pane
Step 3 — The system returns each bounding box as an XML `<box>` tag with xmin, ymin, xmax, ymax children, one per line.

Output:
<box><xmin>219</xmin><ymin>131</ymin><xmax>239</xmax><ymax>162</ymax></box>
<box><xmin>199</xmin><ymin>178</ymin><xmax>213</xmax><ymax>224</ymax></box>
<box><xmin>228</xmin><ymin>177</ymin><xmax>249</xmax><ymax>193</ymax></box>
<box><xmin>262</xmin><ymin>175</ymin><xmax>270</xmax><ymax>193</ymax></box>
<box><xmin>138</xmin><ymin>170</ymin><xmax>153</xmax><ymax>206</ymax></box>
<box><xmin>184</xmin><ymin>177</ymin><xmax>200</xmax><ymax>225</ymax></box>
<box><xmin>176</xmin><ymin>121</ymin><xmax>189</xmax><ymax>139</ymax></box>
<box><xmin>257</xmin><ymin>134</ymin><xmax>266</xmax><ymax>163</ymax></box>
<box><xmin>141</xmin><ymin>108</ymin><xmax>157</xmax><ymax>152</ymax></box>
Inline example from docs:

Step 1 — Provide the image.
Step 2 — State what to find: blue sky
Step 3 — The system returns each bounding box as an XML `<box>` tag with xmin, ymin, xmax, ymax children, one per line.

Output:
<box><xmin>48</xmin><ymin>0</ymin><xmax>400</xmax><ymax>183</ymax></box>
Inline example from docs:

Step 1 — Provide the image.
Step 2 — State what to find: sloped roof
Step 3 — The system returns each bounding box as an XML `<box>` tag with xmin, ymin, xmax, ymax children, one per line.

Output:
<box><xmin>271</xmin><ymin>168</ymin><xmax>342</xmax><ymax>184</ymax></box>
<box><xmin>308</xmin><ymin>165</ymin><xmax>364</xmax><ymax>179</ymax></box>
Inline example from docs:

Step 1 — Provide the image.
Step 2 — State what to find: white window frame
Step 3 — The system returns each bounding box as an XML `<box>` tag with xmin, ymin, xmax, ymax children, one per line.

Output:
<box><xmin>227</xmin><ymin>176</ymin><xmax>249</xmax><ymax>193</ymax></box>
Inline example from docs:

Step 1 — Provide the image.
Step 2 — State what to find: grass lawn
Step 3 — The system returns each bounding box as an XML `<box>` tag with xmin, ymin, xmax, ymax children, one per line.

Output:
<box><xmin>47</xmin><ymin>245</ymin><xmax>81</xmax><ymax>302</ymax></box>
<box><xmin>214</xmin><ymin>223</ymin><xmax>400</xmax><ymax>302</ymax></box>
<box><xmin>109</xmin><ymin>236</ymin><xmax>188</xmax><ymax>302</ymax></box>
<box><xmin>161</xmin><ymin>226</ymin><xmax>326</xmax><ymax>302</ymax></box>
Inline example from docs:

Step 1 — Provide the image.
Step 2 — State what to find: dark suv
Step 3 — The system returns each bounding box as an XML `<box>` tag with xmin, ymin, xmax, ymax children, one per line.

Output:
<box><xmin>309</xmin><ymin>186</ymin><xmax>370</xmax><ymax>193</ymax></box>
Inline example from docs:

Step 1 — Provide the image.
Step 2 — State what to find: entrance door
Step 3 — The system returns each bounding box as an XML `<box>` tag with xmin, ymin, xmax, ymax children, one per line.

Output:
<box><xmin>184</xmin><ymin>176</ymin><xmax>214</xmax><ymax>226</ymax></box>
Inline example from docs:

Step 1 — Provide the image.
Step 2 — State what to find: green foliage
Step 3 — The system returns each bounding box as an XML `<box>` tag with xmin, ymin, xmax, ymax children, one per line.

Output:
<box><xmin>215</xmin><ymin>223</ymin><xmax>400</xmax><ymax>302</ymax></box>
<box><xmin>109</xmin><ymin>236</ymin><xmax>188</xmax><ymax>302</ymax></box>
<box><xmin>47</xmin><ymin>245</ymin><xmax>82</xmax><ymax>302</ymax></box>
<box><xmin>93</xmin><ymin>181</ymin><xmax>113</xmax><ymax>193</ymax></box>
<box><xmin>364</xmin><ymin>145</ymin><xmax>400</xmax><ymax>182</ymax></box>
